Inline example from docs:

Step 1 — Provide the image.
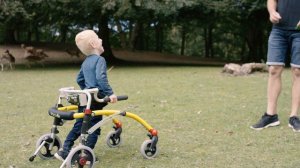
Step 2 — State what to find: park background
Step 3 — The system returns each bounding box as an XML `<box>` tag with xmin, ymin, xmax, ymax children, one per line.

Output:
<box><xmin>0</xmin><ymin>0</ymin><xmax>272</xmax><ymax>64</ymax></box>
<box><xmin>1</xmin><ymin>1</ymin><xmax>300</xmax><ymax>168</ymax></box>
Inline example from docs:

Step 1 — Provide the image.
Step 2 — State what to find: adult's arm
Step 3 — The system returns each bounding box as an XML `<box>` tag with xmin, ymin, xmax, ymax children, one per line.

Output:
<box><xmin>267</xmin><ymin>0</ymin><xmax>281</xmax><ymax>23</ymax></box>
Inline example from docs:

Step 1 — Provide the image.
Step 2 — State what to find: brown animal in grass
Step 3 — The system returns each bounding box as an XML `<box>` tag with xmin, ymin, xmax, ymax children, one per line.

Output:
<box><xmin>65</xmin><ymin>48</ymin><xmax>84</xmax><ymax>58</ymax></box>
<box><xmin>222</xmin><ymin>63</ymin><xmax>242</xmax><ymax>76</ymax></box>
<box><xmin>0</xmin><ymin>55</ymin><xmax>11</xmax><ymax>71</ymax></box>
<box><xmin>222</xmin><ymin>63</ymin><xmax>268</xmax><ymax>76</ymax></box>
<box><xmin>21</xmin><ymin>44</ymin><xmax>48</xmax><ymax>68</ymax></box>
<box><xmin>21</xmin><ymin>44</ymin><xmax>35</xmax><ymax>57</ymax></box>
<box><xmin>240</xmin><ymin>63</ymin><xmax>268</xmax><ymax>74</ymax></box>
<box><xmin>0</xmin><ymin>50</ymin><xmax>15</xmax><ymax>71</ymax></box>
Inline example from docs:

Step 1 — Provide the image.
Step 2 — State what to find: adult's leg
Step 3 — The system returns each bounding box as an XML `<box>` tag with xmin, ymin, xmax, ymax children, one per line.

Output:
<box><xmin>267</xmin><ymin>65</ymin><xmax>284</xmax><ymax>115</ymax></box>
<box><xmin>250</xmin><ymin>28</ymin><xmax>286</xmax><ymax>130</ymax></box>
<box><xmin>290</xmin><ymin>32</ymin><xmax>300</xmax><ymax>117</ymax></box>
<box><xmin>290</xmin><ymin>67</ymin><xmax>300</xmax><ymax>117</ymax></box>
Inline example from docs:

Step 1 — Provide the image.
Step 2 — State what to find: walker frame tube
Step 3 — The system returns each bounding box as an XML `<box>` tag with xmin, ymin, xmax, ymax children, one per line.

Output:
<box><xmin>58</xmin><ymin>106</ymin><xmax>157</xmax><ymax>136</ymax></box>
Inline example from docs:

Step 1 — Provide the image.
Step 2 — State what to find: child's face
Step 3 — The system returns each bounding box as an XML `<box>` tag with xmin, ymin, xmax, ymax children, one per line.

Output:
<box><xmin>89</xmin><ymin>37</ymin><xmax>104</xmax><ymax>55</ymax></box>
<box><xmin>95</xmin><ymin>38</ymin><xmax>104</xmax><ymax>54</ymax></box>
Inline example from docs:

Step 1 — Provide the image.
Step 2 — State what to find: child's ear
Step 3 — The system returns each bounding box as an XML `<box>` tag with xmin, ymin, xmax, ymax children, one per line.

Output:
<box><xmin>89</xmin><ymin>39</ymin><xmax>98</xmax><ymax>48</ymax></box>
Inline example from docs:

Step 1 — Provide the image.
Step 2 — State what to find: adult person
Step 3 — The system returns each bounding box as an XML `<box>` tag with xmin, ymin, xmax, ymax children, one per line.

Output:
<box><xmin>251</xmin><ymin>0</ymin><xmax>300</xmax><ymax>132</ymax></box>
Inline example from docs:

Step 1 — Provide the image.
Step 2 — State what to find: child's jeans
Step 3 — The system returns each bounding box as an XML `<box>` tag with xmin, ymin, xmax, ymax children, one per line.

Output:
<box><xmin>62</xmin><ymin>102</ymin><xmax>107</xmax><ymax>153</ymax></box>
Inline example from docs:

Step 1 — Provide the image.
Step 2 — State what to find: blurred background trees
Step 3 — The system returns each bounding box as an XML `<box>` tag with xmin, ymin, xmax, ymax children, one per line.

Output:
<box><xmin>0</xmin><ymin>0</ymin><xmax>271</xmax><ymax>63</ymax></box>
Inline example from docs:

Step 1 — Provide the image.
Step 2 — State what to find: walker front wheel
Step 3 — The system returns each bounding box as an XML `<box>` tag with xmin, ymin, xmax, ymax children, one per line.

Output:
<box><xmin>65</xmin><ymin>146</ymin><xmax>95</xmax><ymax>168</ymax></box>
<box><xmin>106</xmin><ymin>131</ymin><xmax>122</xmax><ymax>148</ymax></box>
<box><xmin>140</xmin><ymin>140</ymin><xmax>158</xmax><ymax>159</ymax></box>
<box><xmin>36</xmin><ymin>133</ymin><xmax>61</xmax><ymax>160</ymax></box>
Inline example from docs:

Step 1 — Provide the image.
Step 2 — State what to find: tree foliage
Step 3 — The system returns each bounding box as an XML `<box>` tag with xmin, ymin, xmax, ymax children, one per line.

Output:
<box><xmin>0</xmin><ymin>0</ymin><xmax>271</xmax><ymax>63</ymax></box>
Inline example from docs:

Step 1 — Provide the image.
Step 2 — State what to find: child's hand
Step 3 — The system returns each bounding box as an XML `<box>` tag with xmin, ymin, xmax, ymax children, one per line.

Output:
<box><xmin>109</xmin><ymin>94</ymin><xmax>118</xmax><ymax>103</ymax></box>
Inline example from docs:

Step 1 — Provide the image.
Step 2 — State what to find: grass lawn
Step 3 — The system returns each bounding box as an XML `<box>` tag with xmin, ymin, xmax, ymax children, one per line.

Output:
<box><xmin>0</xmin><ymin>66</ymin><xmax>299</xmax><ymax>168</ymax></box>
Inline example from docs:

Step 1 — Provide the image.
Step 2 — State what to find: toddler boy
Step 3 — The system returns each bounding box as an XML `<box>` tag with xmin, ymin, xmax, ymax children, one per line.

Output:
<box><xmin>55</xmin><ymin>30</ymin><xmax>117</xmax><ymax>161</ymax></box>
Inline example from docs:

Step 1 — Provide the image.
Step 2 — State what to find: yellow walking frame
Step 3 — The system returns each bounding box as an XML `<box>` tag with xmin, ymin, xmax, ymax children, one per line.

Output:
<box><xmin>57</xmin><ymin>105</ymin><xmax>158</xmax><ymax>137</ymax></box>
<box><xmin>29</xmin><ymin>87</ymin><xmax>159</xmax><ymax>167</ymax></box>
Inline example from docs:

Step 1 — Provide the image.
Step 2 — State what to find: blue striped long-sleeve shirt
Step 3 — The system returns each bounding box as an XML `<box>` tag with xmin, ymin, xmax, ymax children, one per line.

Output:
<box><xmin>76</xmin><ymin>54</ymin><xmax>113</xmax><ymax>98</ymax></box>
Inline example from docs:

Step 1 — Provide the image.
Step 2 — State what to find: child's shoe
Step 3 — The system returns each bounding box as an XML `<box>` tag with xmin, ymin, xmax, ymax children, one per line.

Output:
<box><xmin>54</xmin><ymin>150</ymin><xmax>68</xmax><ymax>161</ymax></box>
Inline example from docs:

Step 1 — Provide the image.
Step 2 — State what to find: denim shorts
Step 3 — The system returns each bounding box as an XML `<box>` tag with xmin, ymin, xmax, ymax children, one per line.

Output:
<box><xmin>267</xmin><ymin>28</ymin><xmax>300</xmax><ymax>67</ymax></box>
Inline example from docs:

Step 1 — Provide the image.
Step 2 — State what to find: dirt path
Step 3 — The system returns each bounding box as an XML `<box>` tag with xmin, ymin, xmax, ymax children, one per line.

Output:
<box><xmin>0</xmin><ymin>44</ymin><xmax>225</xmax><ymax>66</ymax></box>
<box><xmin>113</xmin><ymin>49</ymin><xmax>225</xmax><ymax>65</ymax></box>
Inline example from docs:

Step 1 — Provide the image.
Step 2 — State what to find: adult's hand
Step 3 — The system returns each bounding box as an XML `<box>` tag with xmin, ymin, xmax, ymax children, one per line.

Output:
<box><xmin>269</xmin><ymin>11</ymin><xmax>281</xmax><ymax>23</ymax></box>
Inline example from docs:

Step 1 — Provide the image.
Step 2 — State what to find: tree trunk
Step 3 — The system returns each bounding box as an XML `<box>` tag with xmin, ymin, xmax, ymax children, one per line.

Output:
<box><xmin>98</xmin><ymin>15</ymin><xmax>119</xmax><ymax>64</ymax></box>
<box><xmin>204</xmin><ymin>28</ymin><xmax>208</xmax><ymax>57</ymax></box>
<box><xmin>15</xmin><ymin>30</ymin><xmax>20</xmax><ymax>42</ymax></box>
<box><xmin>130</xmin><ymin>20</ymin><xmax>144</xmax><ymax>50</ymax></box>
<box><xmin>180</xmin><ymin>25</ymin><xmax>186</xmax><ymax>56</ymax></box>
<box><xmin>155</xmin><ymin>21</ymin><xmax>163</xmax><ymax>52</ymax></box>
<box><xmin>245</xmin><ymin>27</ymin><xmax>264</xmax><ymax>62</ymax></box>
<box><xmin>34</xmin><ymin>24</ymin><xmax>40</xmax><ymax>42</ymax></box>
<box><xmin>60</xmin><ymin>25</ymin><xmax>68</xmax><ymax>43</ymax></box>
<box><xmin>133</xmin><ymin>20</ymin><xmax>145</xmax><ymax>50</ymax></box>
<box><xmin>144</xmin><ymin>23</ymin><xmax>150</xmax><ymax>50</ymax></box>
<box><xmin>116</xmin><ymin>19</ymin><xmax>127</xmax><ymax>48</ymax></box>
<box><xmin>129</xmin><ymin>20</ymin><xmax>133</xmax><ymax>49</ymax></box>
<box><xmin>244</xmin><ymin>9</ymin><xmax>268</xmax><ymax>62</ymax></box>
<box><xmin>208</xmin><ymin>24</ymin><xmax>213</xmax><ymax>58</ymax></box>
<box><xmin>246</xmin><ymin>30</ymin><xmax>263</xmax><ymax>62</ymax></box>
<box><xmin>129</xmin><ymin>22</ymin><xmax>137</xmax><ymax>50</ymax></box>
<box><xmin>3</xmin><ymin>27</ymin><xmax>16</xmax><ymax>44</ymax></box>
<box><xmin>204</xmin><ymin>24</ymin><xmax>214</xmax><ymax>58</ymax></box>
<box><xmin>240</xmin><ymin>39</ymin><xmax>247</xmax><ymax>62</ymax></box>
<box><xmin>27</xmin><ymin>31</ymin><xmax>32</xmax><ymax>42</ymax></box>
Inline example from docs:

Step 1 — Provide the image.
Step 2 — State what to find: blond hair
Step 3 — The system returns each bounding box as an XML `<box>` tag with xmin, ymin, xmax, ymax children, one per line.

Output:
<box><xmin>75</xmin><ymin>30</ymin><xmax>98</xmax><ymax>56</ymax></box>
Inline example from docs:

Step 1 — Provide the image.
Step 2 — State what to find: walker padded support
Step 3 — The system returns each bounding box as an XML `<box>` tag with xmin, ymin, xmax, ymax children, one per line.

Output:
<box><xmin>48</xmin><ymin>107</ymin><xmax>75</xmax><ymax>120</ymax></box>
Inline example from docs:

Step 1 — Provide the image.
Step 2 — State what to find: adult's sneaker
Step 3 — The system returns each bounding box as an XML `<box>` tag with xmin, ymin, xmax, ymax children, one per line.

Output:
<box><xmin>54</xmin><ymin>150</ymin><xmax>68</xmax><ymax>162</ymax></box>
<box><xmin>288</xmin><ymin>116</ymin><xmax>300</xmax><ymax>132</ymax></box>
<box><xmin>250</xmin><ymin>113</ymin><xmax>280</xmax><ymax>130</ymax></box>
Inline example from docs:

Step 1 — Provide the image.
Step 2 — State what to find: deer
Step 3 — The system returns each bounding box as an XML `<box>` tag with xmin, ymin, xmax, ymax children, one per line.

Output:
<box><xmin>21</xmin><ymin>44</ymin><xmax>48</xmax><ymax>68</ymax></box>
<box><xmin>0</xmin><ymin>50</ymin><xmax>15</xmax><ymax>71</ymax></box>
<box><xmin>65</xmin><ymin>48</ymin><xmax>84</xmax><ymax>58</ymax></box>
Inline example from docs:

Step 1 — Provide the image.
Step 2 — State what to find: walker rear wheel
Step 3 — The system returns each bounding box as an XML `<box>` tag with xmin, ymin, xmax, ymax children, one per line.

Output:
<box><xmin>106</xmin><ymin>131</ymin><xmax>122</xmax><ymax>148</ymax></box>
<box><xmin>36</xmin><ymin>133</ymin><xmax>61</xmax><ymax>160</ymax></box>
<box><xmin>140</xmin><ymin>140</ymin><xmax>158</xmax><ymax>159</ymax></box>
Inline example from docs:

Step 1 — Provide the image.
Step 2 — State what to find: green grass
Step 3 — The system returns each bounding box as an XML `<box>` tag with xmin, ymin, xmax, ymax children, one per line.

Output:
<box><xmin>0</xmin><ymin>66</ymin><xmax>299</xmax><ymax>168</ymax></box>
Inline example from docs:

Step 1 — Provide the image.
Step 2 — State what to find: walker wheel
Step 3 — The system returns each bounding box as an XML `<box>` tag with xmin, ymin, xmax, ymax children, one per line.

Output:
<box><xmin>36</xmin><ymin>133</ymin><xmax>61</xmax><ymax>160</ymax></box>
<box><xmin>106</xmin><ymin>131</ymin><xmax>122</xmax><ymax>148</ymax></box>
<box><xmin>66</xmin><ymin>145</ymin><xmax>95</xmax><ymax>168</ymax></box>
<box><xmin>140</xmin><ymin>140</ymin><xmax>158</xmax><ymax>159</ymax></box>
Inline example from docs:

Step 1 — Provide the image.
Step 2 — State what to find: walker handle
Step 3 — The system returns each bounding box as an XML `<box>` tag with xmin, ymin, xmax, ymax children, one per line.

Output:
<box><xmin>102</xmin><ymin>95</ymin><xmax>128</xmax><ymax>103</ymax></box>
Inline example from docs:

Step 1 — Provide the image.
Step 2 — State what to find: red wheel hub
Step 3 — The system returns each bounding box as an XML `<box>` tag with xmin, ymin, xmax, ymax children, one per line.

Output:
<box><xmin>79</xmin><ymin>157</ymin><xmax>87</xmax><ymax>166</ymax></box>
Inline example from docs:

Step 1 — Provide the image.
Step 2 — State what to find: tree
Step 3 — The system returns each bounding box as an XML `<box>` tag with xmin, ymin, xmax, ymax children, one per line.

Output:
<box><xmin>222</xmin><ymin>0</ymin><xmax>270</xmax><ymax>62</ymax></box>
<box><xmin>0</xmin><ymin>0</ymin><xmax>30</xmax><ymax>43</ymax></box>
<box><xmin>0</xmin><ymin>0</ymin><xmax>272</xmax><ymax>64</ymax></box>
